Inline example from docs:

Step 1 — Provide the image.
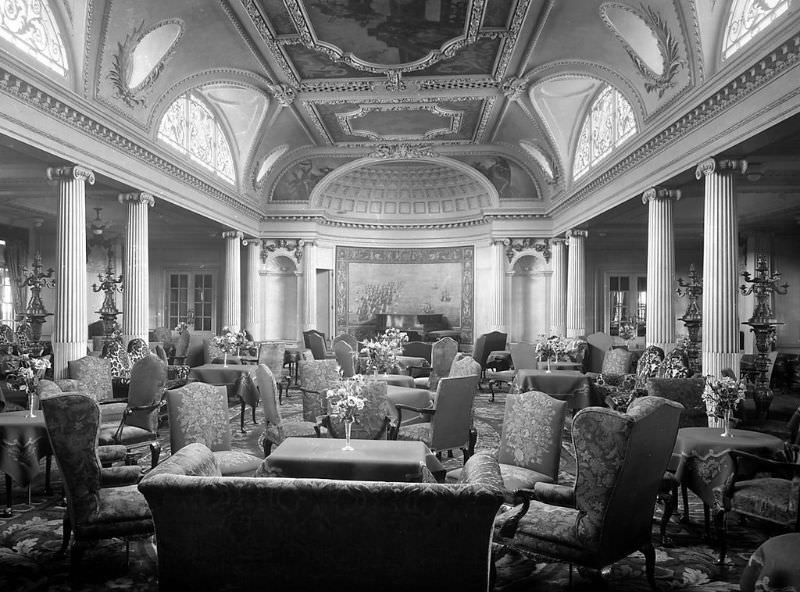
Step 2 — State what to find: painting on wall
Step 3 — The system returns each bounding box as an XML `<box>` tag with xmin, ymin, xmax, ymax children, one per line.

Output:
<box><xmin>270</xmin><ymin>156</ymin><xmax>350</xmax><ymax>201</ymax></box>
<box><xmin>335</xmin><ymin>245</ymin><xmax>474</xmax><ymax>342</ymax></box>
<box><xmin>454</xmin><ymin>155</ymin><xmax>539</xmax><ymax>199</ymax></box>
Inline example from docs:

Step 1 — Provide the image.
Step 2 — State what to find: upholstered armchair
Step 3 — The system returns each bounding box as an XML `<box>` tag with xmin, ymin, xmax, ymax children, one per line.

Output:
<box><xmin>493</xmin><ymin>396</ymin><xmax>683</xmax><ymax>589</ymax></box>
<box><xmin>594</xmin><ymin>346</ymin><xmax>662</xmax><ymax>412</ymax></box>
<box><xmin>472</xmin><ymin>331</ymin><xmax>508</xmax><ymax>381</ymax></box>
<box><xmin>394</xmin><ymin>375</ymin><xmax>480</xmax><ymax>463</ymax></box>
<box><xmin>256</xmin><ymin>364</ymin><xmax>319</xmax><ymax>455</ymax></box>
<box><xmin>297</xmin><ymin>358</ymin><xmax>340</xmax><ymax>423</ymax></box>
<box><xmin>332</xmin><ymin>332</ymin><xmax>358</xmax><ymax>352</ymax></box>
<box><xmin>325</xmin><ymin>379</ymin><xmax>396</xmax><ymax>441</ymax></box>
<box><xmin>138</xmin><ymin>442</ymin><xmax>504</xmax><ymax>591</ymax></box>
<box><xmin>333</xmin><ymin>340</ymin><xmax>357</xmax><ymax>378</ymax></box>
<box><xmin>40</xmin><ymin>394</ymin><xmax>154</xmax><ymax>567</ymax></box>
<box><xmin>165</xmin><ymin>382</ymin><xmax>262</xmax><ymax>476</ymax></box>
<box><xmin>303</xmin><ymin>329</ymin><xmax>335</xmax><ymax>360</ymax></box>
<box><xmin>232</xmin><ymin>370</ymin><xmax>260</xmax><ymax>433</ymax></box>
<box><xmin>67</xmin><ymin>355</ymin><xmax>129</xmax><ymax>423</ymax></box>
<box><xmin>414</xmin><ymin>336</ymin><xmax>458</xmax><ymax>391</ymax></box>
<box><xmin>662</xmin><ymin>346</ymin><xmax>693</xmax><ymax>378</ymax></box>
<box><xmin>487</xmin><ymin>342</ymin><xmax>539</xmax><ymax>401</ymax></box>
<box><xmin>714</xmin><ymin>448</ymin><xmax>800</xmax><ymax>564</ymax></box>
<box><xmin>97</xmin><ymin>354</ymin><xmax>167</xmax><ymax>469</ymax></box>
<box><xmin>585</xmin><ymin>331</ymin><xmax>613</xmax><ymax>374</ymax></box>
<box><xmin>257</xmin><ymin>341</ymin><xmax>291</xmax><ymax>403</ymax></box>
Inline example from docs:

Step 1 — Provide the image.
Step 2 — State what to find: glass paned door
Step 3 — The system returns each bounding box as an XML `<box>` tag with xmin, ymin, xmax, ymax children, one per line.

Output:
<box><xmin>193</xmin><ymin>274</ymin><xmax>213</xmax><ymax>332</ymax></box>
<box><xmin>168</xmin><ymin>274</ymin><xmax>189</xmax><ymax>329</ymax></box>
<box><xmin>607</xmin><ymin>273</ymin><xmax>646</xmax><ymax>337</ymax></box>
<box><xmin>167</xmin><ymin>272</ymin><xmax>215</xmax><ymax>332</ymax></box>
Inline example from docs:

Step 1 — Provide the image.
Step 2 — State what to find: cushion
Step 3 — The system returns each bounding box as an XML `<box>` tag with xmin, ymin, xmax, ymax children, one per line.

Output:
<box><xmin>212</xmin><ymin>450</ymin><xmax>262</xmax><ymax>477</ymax></box>
<box><xmin>499</xmin><ymin>463</ymin><xmax>555</xmax><ymax>492</ymax></box>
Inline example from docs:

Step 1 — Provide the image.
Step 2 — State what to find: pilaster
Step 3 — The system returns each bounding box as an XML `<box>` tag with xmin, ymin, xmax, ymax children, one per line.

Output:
<box><xmin>119</xmin><ymin>192</ymin><xmax>154</xmax><ymax>344</ymax></box>
<box><xmin>566</xmin><ymin>229</ymin><xmax>588</xmax><ymax>338</ymax></box>
<box><xmin>549</xmin><ymin>238</ymin><xmax>567</xmax><ymax>337</ymax></box>
<box><xmin>222</xmin><ymin>230</ymin><xmax>243</xmax><ymax>332</ymax></box>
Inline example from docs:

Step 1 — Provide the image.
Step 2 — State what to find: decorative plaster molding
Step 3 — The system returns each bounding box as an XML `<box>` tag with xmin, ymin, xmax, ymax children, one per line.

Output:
<box><xmin>384</xmin><ymin>71</ymin><xmax>406</xmax><ymax>93</ymax></box>
<box><xmin>267</xmin><ymin>82</ymin><xmax>297</xmax><ymax>107</ymax></box>
<box><xmin>337</xmin><ymin>103</ymin><xmax>463</xmax><ymax>142</ymax></box>
<box><xmin>553</xmin><ymin>33</ymin><xmax>800</xmax><ymax>215</ymax></box>
<box><xmin>0</xmin><ymin>67</ymin><xmax>262</xmax><ymax>220</ymax></box>
<box><xmin>46</xmin><ymin>165</ymin><xmax>96</xmax><ymax>184</ymax></box>
<box><xmin>416</xmin><ymin>78</ymin><xmax>499</xmax><ymax>92</ymax></box>
<box><xmin>240</xmin><ymin>0</ymin><xmax>300</xmax><ymax>85</ymax></box>
<box><xmin>368</xmin><ymin>144</ymin><xmax>439</xmax><ymax>160</ymax></box>
<box><xmin>118</xmin><ymin>192</ymin><xmax>155</xmax><ymax>206</ymax></box>
<box><xmin>221</xmin><ymin>230</ymin><xmax>244</xmax><ymax>240</ymax></box>
<box><xmin>695</xmin><ymin>158</ymin><xmax>748</xmax><ymax>179</ymax></box>
<box><xmin>499</xmin><ymin>76</ymin><xmax>528</xmax><ymax>101</ymax></box>
<box><xmin>504</xmin><ymin>237</ymin><xmax>552</xmax><ymax>266</ymax></box>
<box><xmin>641</xmin><ymin>187</ymin><xmax>681</xmax><ymax>203</ymax></box>
<box><xmin>300</xmin><ymin>80</ymin><xmax>376</xmax><ymax>94</ymax></box>
<box><xmin>565</xmin><ymin>229</ymin><xmax>588</xmax><ymax>239</ymax></box>
<box><xmin>260</xmin><ymin>211</ymin><xmax>548</xmax><ymax>230</ymax></box>
<box><xmin>260</xmin><ymin>238</ymin><xmax>304</xmax><ymax>264</ymax></box>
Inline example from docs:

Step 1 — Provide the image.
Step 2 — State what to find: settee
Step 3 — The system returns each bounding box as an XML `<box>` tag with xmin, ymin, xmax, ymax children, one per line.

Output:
<box><xmin>138</xmin><ymin>443</ymin><xmax>504</xmax><ymax>592</ymax></box>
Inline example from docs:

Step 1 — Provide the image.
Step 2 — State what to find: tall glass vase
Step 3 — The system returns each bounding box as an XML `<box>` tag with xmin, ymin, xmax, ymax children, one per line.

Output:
<box><xmin>28</xmin><ymin>388</ymin><xmax>38</xmax><ymax>418</ymax></box>
<box><xmin>223</xmin><ymin>352</ymin><xmax>228</xmax><ymax>368</ymax></box>
<box><xmin>546</xmin><ymin>359</ymin><xmax>552</xmax><ymax>373</ymax></box>
<box><xmin>342</xmin><ymin>417</ymin><xmax>354</xmax><ymax>451</ymax></box>
<box><xmin>720</xmin><ymin>408</ymin><xmax>734</xmax><ymax>438</ymax></box>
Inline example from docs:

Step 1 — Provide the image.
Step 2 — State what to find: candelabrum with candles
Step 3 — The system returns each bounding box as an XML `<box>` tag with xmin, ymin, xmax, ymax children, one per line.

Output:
<box><xmin>92</xmin><ymin>253</ymin><xmax>124</xmax><ymax>343</ymax></box>
<box><xmin>676</xmin><ymin>264</ymin><xmax>703</xmax><ymax>375</ymax></box>
<box><xmin>740</xmin><ymin>254</ymin><xmax>789</xmax><ymax>418</ymax></box>
<box><xmin>18</xmin><ymin>252</ymin><xmax>55</xmax><ymax>343</ymax></box>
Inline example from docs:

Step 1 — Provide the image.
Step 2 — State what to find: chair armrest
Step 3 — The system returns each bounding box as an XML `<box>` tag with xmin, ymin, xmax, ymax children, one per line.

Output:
<box><xmin>713</xmin><ymin>449</ymin><xmax>800</xmax><ymax>512</ymax></box>
<box><xmin>99</xmin><ymin>397</ymin><xmax>129</xmax><ymax>405</ymax></box>
<box><xmin>140</xmin><ymin>442</ymin><xmax>221</xmax><ymax>479</ymax></box>
<box><xmin>460</xmin><ymin>453</ymin><xmax>505</xmax><ymax>490</ymax></box>
<box><xmin>100</xmin><ymin>465</ymin><xmax>143</xmax><ymax>487</ymax></box>
<box><xmin>97</xmin><ymin>444</ymin><xmax>128</xmax><ymax>466</ymax></box>
<box><xmin>529</xmin><ymin>482</ymin><xmax>576</xmax><ymax>508</ymax></box>
<box><xmin>395</xmin><ymin>402</ymin><xmax>435</xmax><ymax>425</ymax></box>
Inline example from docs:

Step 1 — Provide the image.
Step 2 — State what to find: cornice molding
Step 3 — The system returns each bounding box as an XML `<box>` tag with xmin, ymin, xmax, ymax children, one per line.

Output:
<box><xmin>0</xmin><ymin>66</ymin><xmax>261</xmax><ymax>220</ymax></box>
<box><xmin>550</xmin><ymin>32</ymin><xmax>800</xmax><ymax>217</ymax></box>
<box><xmin>260</xmin><ymin>211</ymin><xmax>548</xmax><ymax>230</ymax></box>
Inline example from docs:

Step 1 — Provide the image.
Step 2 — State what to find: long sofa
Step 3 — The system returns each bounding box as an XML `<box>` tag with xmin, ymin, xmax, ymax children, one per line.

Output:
<box><xmin>138</xmin><ymin>443</ymin><xmax>504</xmax><ymax>592</ymax></box>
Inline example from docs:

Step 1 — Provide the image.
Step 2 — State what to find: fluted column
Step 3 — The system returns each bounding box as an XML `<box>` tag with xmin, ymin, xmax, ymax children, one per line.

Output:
<box><xmin>549</xmin><ymin>238</ymin><xmax>567</xmax><ymax>337</ymax></box>
<box><xmin>47</xmin><ymin>165</ymin><xmax>94</xmax><ymax>379</ymax></box>
<box><xmin>566</xmin><ymin>229</ymin><xmax>588</xmax><ymax>338</ymax></box>
<box><xmin>302</xmin><ymin>240</ymin><xmax>316</xmax><ymax>331</ymax></box>
<box><xmin>642</xmin><ymin>187</ymin><xmax>681</xmax><ymax>349</ymax></box>
<box><xmin>696</xmin><ymin>157</ymin><xmax>747</xmax><ymax>377</ymax></box>
<box><xmin>490</xmin><ymin>240</ymin><xmax>507</xmax><ymax>332</ymax></box>
<box><xmin>222</xmin><ymin>230</ymin><xmax>243</xmax><ymax>332</ymax></box>
<box><xmin>119</xmin><ymin>192</ymin><xmax>153</xmax><ymax>344</ymax></box>
<box><xmin>243</xmin><ymin>238</ymin><xmax>262</xmax><ymax>340</ymax></box>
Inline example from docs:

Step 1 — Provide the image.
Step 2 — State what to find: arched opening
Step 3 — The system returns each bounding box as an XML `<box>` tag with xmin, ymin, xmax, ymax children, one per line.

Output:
<box><xmin>263</xmin><ymin>254</ymin><xmax>298</xmax><ymax>341</ymax></box>
<box><xmin>508</xmin><ymin>255</ymin><xmax>548</xmax><ymax>343</ymax></box>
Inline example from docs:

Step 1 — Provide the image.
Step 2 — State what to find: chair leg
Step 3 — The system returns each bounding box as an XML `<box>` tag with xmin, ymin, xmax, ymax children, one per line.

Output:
<box><xmin>240</xmin><ymin>398</ymin><xmax>246</xmax><ymax>433</ymax></box>
<box><xmin>488</xmin><ymin>380</ymin><xmax>495</xmax><ymax>403</ymax></box>
<box><xmin>714</xmin><ymin>509</ymin><xmax>727</xmax><ymax>565</ymax></box>
<box><xmin>468</xmin><ymin>427</ymin><xmax>478</xmax><ymax>458</ymax></box>
<box><xmin>44</xmin><ymin>455</ymin><xmax>53</xmax><ymax>495</ymax></box>
<box><xmin>680</xmin><ymin>482</ymin><xmax>690</xmax><ymax>523</ymax></box>
<box><xmin>703</xmin><ymin>504</ymin><xmax>712</xmax><ymax>541</ymax></box>
<box><xmin>59</xmin><ymin>514</ymin><xmax>71</xmax><ymax>557</ymax></box>
<box><xmin>150</xmin><ymin>442</ymin><xmax>161</xmax><ymax>469</ymax></box>
<box><xmin>3</xmin><ymin>474</ymin><xmax>12</xmax><ymax>517</ymax></box>
<box><xmin>278</xmin><ymin>383</ymin><xmax>283</xmax><ymax>405</ymax></box>
<box><xmin>660</xmin><ymin>486</ymin><xmax>677</xmax><ymax>546</ymax></box>
<box><xmin>641</xmin><ymin>542</ymin><xmax>658</xmax><ymax>591</ymax></box>
<box><xmin>252</xmin><ymin>404</ymin><xmax>257</xmax><ymax>426</ymax></box>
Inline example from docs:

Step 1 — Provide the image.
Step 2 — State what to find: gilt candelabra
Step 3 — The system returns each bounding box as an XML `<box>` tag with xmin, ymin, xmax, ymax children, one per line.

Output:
<box><xmin>740</xmin><ymin>254</ymin><xmax>789</xmax><ymax>417</ymax></box>
<box><xmin>18</xmin><ymin>252</ymin><xmax>55</xmax><ymax>343</ymax></box>
<box><xmin>676</xmin><ymin>264</ymin><xmax>703</xmax><ymax>374</ymax></box>
<box><xmin>92</xmin><ymin>253</ymin><xmax>124</xmax><ymax>343</ymax></box>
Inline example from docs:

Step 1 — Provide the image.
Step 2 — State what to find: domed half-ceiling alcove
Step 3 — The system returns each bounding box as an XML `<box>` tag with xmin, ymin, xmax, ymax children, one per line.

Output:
<box><xmin>509</xmin><ymin>254</ymin><xmax>549</xmax><ymax>344</ymax></box>
<box><xmin>309</xmin><ymin>158</ymin><xmax>499</xmax><ymax>223</ymax></box>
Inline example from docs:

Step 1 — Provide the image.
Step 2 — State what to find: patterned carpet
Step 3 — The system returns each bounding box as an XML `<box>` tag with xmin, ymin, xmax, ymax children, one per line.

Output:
<box><xmin>0</xmin><ymin>385</ymin><xmax>783</xmax><ymax>591</ymax></box>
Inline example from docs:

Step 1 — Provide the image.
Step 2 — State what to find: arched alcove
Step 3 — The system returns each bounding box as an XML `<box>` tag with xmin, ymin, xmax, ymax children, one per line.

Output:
<box><xmin>508</xmin><ymin>254</ymin><xmax>549</xmax><ymax>343</ymax></box>
<box><xmin>263</xmin><ymin>254</ymin><xmax>299</xmax><ymax>341</ymax></box>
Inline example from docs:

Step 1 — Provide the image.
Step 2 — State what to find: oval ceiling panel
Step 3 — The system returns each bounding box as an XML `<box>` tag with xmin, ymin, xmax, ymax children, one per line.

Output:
<box><xmin>602</xmin><ymin>4</ymin><xmax>664</xmax><ymax>76</ymax></box>
<box><xmin>128</xmin><ymin>23</ymin><xmax>182</xmax><ymax>89</ymax></box>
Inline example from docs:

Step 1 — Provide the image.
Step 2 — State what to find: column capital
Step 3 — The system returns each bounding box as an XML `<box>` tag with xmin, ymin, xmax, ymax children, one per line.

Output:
<box><xmin>221</xmin><ymin>230</ymin><xmax>244</xmax><ymax>241</ymax></box>
<box><xmin>550</xmin><ymin>237</ymin><xmax>567</xmax><ymax>246</ymax></box>
<box><xmin>46</xmin><ymin>165</ymin><xmax>95</xmax><ymax>185</ymax></box>
<box><xmin>118</xmin><ymin>192</ymin><xmax>155</xmax><ymax>207</ymax></box>
<box><xmin>565</xmin><ymin>229</ymin><xmax>588</xmax><ymax>240</ymax></box>
<box><xmin>242</xmin><ymin>238</ymin><xmax>261</xmax><ymax>247</ymax></box>
<box><xmin>695</xmin><ymin>157</ymin><xmax>748</xmax><ymax>179</ymax></box>
<box><xmin>642</xmin><ymin>186</ymin><xmax>681</xmax><ymax>204</ymax></box>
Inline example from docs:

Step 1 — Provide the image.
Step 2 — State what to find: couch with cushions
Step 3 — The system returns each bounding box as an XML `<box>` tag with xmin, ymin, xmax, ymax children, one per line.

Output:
<box><xmin>138</xmin><ymin>442</ymin><xmax>504</xmax><ymax>591</ymax></box>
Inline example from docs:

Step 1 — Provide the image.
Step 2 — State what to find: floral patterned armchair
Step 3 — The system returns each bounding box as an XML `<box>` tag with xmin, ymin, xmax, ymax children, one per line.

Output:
<box><xmin>40</xmin><ymin>393</ymin><xmax>153</xmax><ymax>567</ymax></box>
<box><xmin>595</xmin><ymin>346</ymin><xmax>664</xmax><ymax>412</ymax></box>
<box><xmin>256</xmin><ymin>363</ymin><xmax>319</xmax><ymax>455</ymax></box>
<box><xmin>165</xmin><ymin>382</ymin><xmax>262</xmax><ymax>477</ymax></box>
<box><xmin>298</xmin><ymin>358</ymin><xmax>340</xmax><ymax>422</ymax></box>
<box><xmin>138</xmin><ymin>442</ymin><xmax>504</xmax><ymax>591</ymax></box>
<box><xmin>257</xmin><ymin>342</ymin><xmax>291</xmax><ymax>403</ymax></box>
<box><xmin>493</xmin><ymin>396</ymin><xmax>683</xmax><ymax>589</ymax></box>
<box><xmin>324</xmin><ymin>379</ymin><xmax>396</xmax><ymax>441</ymax></box>
<box><xmin>67</xmin><ymin>355</ymin><xmax>129</xmax><ymax>423</ymax></box>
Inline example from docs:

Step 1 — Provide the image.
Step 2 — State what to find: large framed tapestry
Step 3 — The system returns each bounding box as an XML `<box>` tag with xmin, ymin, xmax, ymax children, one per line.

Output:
<box><xmin>335</xmin><ymin>246</ymin><xmax>474</xmax><ymax>343</ymax></box>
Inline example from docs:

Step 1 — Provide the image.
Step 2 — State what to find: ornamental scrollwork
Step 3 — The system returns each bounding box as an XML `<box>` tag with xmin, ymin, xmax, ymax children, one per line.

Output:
<box><xmin>504</xmin><ymin>238</ymin><xmax>551</xmax><ymax>265</ymax></box>
<box><xmin>267</xmin><ymin>82</ymin><xmax>297</xmax><ymax>107</ymax></box>
<box><xmin>368</xmin><ymin>144</ymin><xmax>439</xmax><ymax>160</ymax></box>
<box><xmin>260</xmin><ymin>239</ymin><xmax>305</xmax><ymax>264</ymax></box>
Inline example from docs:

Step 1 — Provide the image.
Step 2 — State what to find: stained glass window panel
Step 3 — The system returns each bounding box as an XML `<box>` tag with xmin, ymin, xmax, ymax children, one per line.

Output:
<box><xmin>723</xmin><ymin>0</ymin><xmax>789</xmax><ymax>59</ymax></box>
<box><xmin>0</xmin><ymin>0</ymin><xmax>68</xmax><ymax>76</ymax></box>
<box><xmin>158</xmin><ymin>98</ymin><xmax>186</xmax><ymax>150</ymax></box>
<box><xmin>215</xmin><ymin>131</ymin><xmax>235</xmax><ymax>182</ymax></box>
<box><xmin>616</xmin><ymin>92</ymin><xmax>636</xmax><ymax>141</ymax></box>
<box><xmin>573</xmin><ymin>122</ymin><xmax>591</xmax><ymax>179</ymax></box>
<box><xmin>590</xmin><ymin>87</ymin><xmax>615</xmax><ymax>165</ymax></box>
<box><xmin>188</xmin><ymin>96</ymin><xmax>214</xmax><ymax>167</ymax></box>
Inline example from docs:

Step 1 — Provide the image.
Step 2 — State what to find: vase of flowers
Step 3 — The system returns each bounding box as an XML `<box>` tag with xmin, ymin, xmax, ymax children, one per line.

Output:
<box><xmin>213</xmin><ymin>326</ymin><xmax>250</xmax><ymax>367</ymax></box>
<box><xmin>326</xmin><ymin>375</ymin><xmax>367</xmax><ymax>451</ymax></box>
<box><xmin>702</xmin><ymin>375</ymin><xmax>746</xmax><ymax>437</ymax></box>
<box><xmin>9</xmin><ymin>354</ymin><xmax>51</xmax><ymax>417</ymax></box>
<box><xmin>618</xmin><ymin>319</ymin><xmax>637</xmax><ymax>349</ymax></box>
<box><xmin>535</xmin><ymin>335</ymin><xmax>564</xmax><ymax>373</ymax></box>
<box><xmin>360</xmin><ymin>327</ymin><xmax>408</xmax><ymax>375</ymax></box>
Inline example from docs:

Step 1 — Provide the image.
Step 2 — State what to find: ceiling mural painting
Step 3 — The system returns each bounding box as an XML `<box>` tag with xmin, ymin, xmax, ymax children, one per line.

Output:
<box><xmin>452</xmin><ymin>154</ymin><xmax>538</xmax><ymax>199</ymax></box>
<box><xmin>270</xmin><ymin>155</ymin><xmax>353</xmax><ymax>201</ymax></box>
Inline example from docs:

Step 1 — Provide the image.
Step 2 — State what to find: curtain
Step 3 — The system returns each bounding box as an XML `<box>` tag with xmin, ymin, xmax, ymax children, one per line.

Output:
<box><xmin>4</xmin><ymin>240</ymin><xmax>28</xmax><ymax>318</ymax></box>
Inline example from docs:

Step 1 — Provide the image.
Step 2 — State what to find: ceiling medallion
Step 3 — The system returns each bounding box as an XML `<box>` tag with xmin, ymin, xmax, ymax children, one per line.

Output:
<box><xmin>337</xmin><ymin>103</ymin><xmax>463</xmax><ymax>142</ymax></box>
<box><xmin>282</xmin><ymin>0</ymin><xmax>495</xmax><ymax>75</ymax></box>
<box><xmin>266</xmin><ymin>82</ymin><xmax>297</xmax><ymax>107</ymax></box>
<box><xmin>368</xmin><ymin>144</ymin><xmax>439</xmax><ymax>160</ymax></box>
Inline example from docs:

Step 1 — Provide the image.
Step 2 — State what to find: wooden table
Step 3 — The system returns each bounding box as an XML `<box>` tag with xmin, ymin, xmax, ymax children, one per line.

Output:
<box><xmin>0</xmin><ymin>410</ymin><xmax>52</xmax><ymax>516</ymax></box>
<box><xmin>256</xmin><ymin>438</ymin><xmax>440</xmax><ymax>482</ymax></box>
<box><xmin>515</xmin><ymin>369</ymin><xmax>593</xmax><ymax>410</ymax></box>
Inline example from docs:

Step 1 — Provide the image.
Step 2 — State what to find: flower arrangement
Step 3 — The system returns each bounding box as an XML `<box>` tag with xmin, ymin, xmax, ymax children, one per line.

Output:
<box><xmin>702</xmin><ymin>375</ymin><xmax>746</xmax><ymax>417</ymax></box>
<box><xmin>326</xmin><ymin>375</ymin><xmax>367</xmax><ymax>422</ymax></box>
<box><xmin>360</xmin><ymin>327</ymin><xmax>408</xmax><ymax>374</ymax></box>
<box><xmin>8</xmin><ymin>354</ymin><xmax>51</xmax><ymax>416</ymax></box>
<box><xmin>174</xmin><ymin>321</ymin><xmax>190</xmax><ymax>334</ymax></box>
<box><xmin>534</xmin><ymin>335</ymin><xmax>565</xmax><ymax>362</ymax></box>
<box><xmin>617</xmin><ymin>319</ymin><xmax>637</xmax><ymax>341</ymax></box>
<box><xmin>213</xmin><ymin>326</ymin><xmax>251</xmax><ymax>355</ymax></box>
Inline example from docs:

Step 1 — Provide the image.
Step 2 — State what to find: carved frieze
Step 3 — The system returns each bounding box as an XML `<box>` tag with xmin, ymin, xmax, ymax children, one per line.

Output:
<box><xmin>503</xmin><ymin>238</ymin><xmax>552</xmax><ymax>268</ymax></box>
<box><xmin>260</xmin><ymin>239</ymin><xmax>305</xmax><ymax>264</ymax></box>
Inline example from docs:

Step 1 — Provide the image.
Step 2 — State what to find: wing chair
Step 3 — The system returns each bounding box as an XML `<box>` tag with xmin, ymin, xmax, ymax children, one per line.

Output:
<box><xmin>256</xmin><ymin>363</ymin><xmax>319</xmax><ymax>455</ymax></box>
<box><xmin>68</xmin><ymin>355</ymin><xmax>130</xmax><ymax>424</ymax></box>
<box><xmin>297</xmin><ymin>358</ymin><xmax>340</xmax><ymax>423</ymax></box>
<box><xmin>493</xmin><ymin>395</ymin><xmax>683</xmax><ymax>590</ymax></box>
<box><xmin>333</xmin><ymin>339</ymin><xmax>357</xmax><ymax>378</ymax></box>
<box><xmin>165</xmin><ymin>382</ymin><xmax>262</xmax><ymax>477</ymax></box>
<box><xmin>40</xmin><ymin>394</ymin><xmax>154</xmax><ymax>567</ymax></box>
<box><xmin>303</xmin><ymin>329</ymin><xmax>335</xmax><ymax>360</ymax></box>
<box><xmin>138</xmin><ymin>442</ymin><xmax>504</xmax><ymax>592</ymax></box>
<box><xmin>257</xmin><ymin>341</ymin><xmax>291</xmax><ymax>403</ymax></box>
<box><xmin>472</xmin><ymin>331</ymin><xmax>508</xmax><ymax>382</ymax></box>
<box><xmin>413</xmin><ymin>336</ymin><xmax>458</xmax><ymax>391</ymax></box>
